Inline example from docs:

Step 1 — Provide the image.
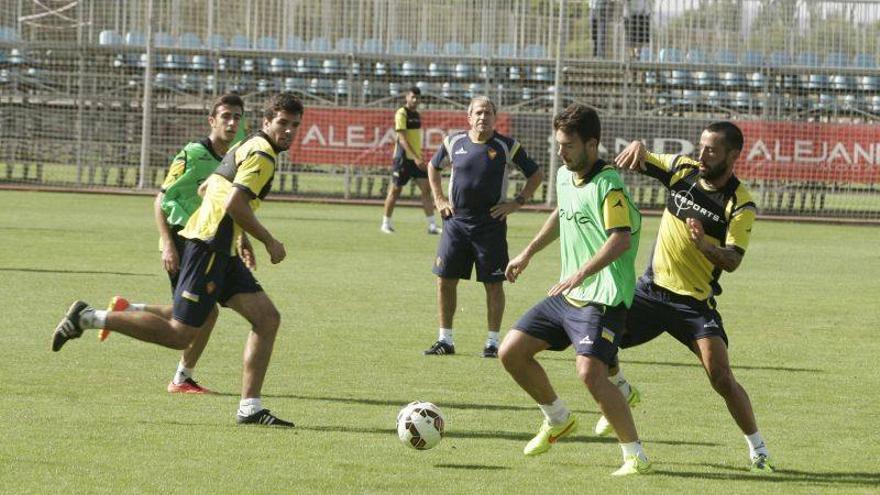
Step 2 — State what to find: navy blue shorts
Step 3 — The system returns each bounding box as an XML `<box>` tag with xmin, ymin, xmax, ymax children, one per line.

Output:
<box><xmin>432</xmin><ymin>216</ymin><xmax>507</xmax><ymax>283</ymax></box>
<box><xmin>172</xmin><ymin>240</ymin><xmax>263</xmax><ymax>327</ymax></box>
<box><xmin>391</xmin><ymin>156</ymin><xmax>427</xmax><ymax>187</ymax></box>
<box><xmin>514</xmin><ymin>294</ymin><xmax>625</xmax><ymax>365</ymax></box>
<box><xmin>166</xmin><ymin>226</ymin><xmax>187</xmax><ymax>294</ymax></box>
<box><xmin>620</xmin><ymin>280</ymin><xmax>728</xmax><ymax>350</ymax></box>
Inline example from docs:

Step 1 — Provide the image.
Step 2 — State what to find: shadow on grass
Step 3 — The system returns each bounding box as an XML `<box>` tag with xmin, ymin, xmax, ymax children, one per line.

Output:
<box><xmin>0</xmin><ymin>267</ymin><xmax>153</xmax><ymax>277</ymax></box>
<box><xmin>657</xmin><ymin>462</ymin><xmax>880</xmax><ymax>487</ymax></box>
<box><xmin>434</xmin><ymin>463</ymin><xmax>510</xmax><ymax>471</ymax></box>
<box><xmin>257</xmin><ymin>392</ymin><xmax>598</xmax><ymax>415</ymax></box>
<box><xmin>540</xmin><ymin>356</ymin><xmax>823</xmax><ymax>373</ymax></box>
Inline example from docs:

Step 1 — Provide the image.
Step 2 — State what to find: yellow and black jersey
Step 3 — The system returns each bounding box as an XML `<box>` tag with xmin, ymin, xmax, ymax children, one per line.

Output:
<box><xmin>641</xmin><ymin>152</ymin><xmax>757</xmax><ymax>301</ymax></box>
<box><xmin>393</xmin><ymin>106</ymin><xmax>422</xmax><ymax>161</ymax></box>
<box><xmin>180</xmin><ymin>131</ymin><xmax>282</xmax><ymax>256</ymax></box>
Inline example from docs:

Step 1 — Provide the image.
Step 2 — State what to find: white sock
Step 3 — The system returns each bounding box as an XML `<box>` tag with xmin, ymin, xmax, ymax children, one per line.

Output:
<box><xmin>745</xmin><ymin>431</ymin><xmax>769</xmax><ymax>458</ymax></box>
<box><xmin>80</xmin><ymin>309</ymin><xmax>107</xmax><ymax>329</ymax></box>
<box><xmin>439</xmin><ymin>328</ymin><xmax>454</xmax><ymax>344</ymax></box>
<box><xmin>425</xmin><ymin>215</ymin><xmax>436</xmax><ymax>227</ymax></box>
<box><xmin>173</xmin><ymin>363</ymin><xmax>193</xmax><ymax>385</ymax></box>
<box><xmin>128</xmin><ymin>303</ymin><xmax>146</xmax><ymax>311</ymax></box>
<box><xmin>238</xmin><ymin>397</ymin><xmax>262</xmax><ymax>417</ymax></box>
<box><xmin>486</xmin><ymin>330</ymin><xmax>500</xmax><ymax>347</ymax></box>
<box><xmin>538</xmin><ymin>397</ymin><xmax>570</xmax><ymax>426</ymax></box>
<box><xmin>620</xmin><ymin>440</ymin><xmax>648</xmax><ymax>461</ymax></box>
<box><xmin>382</xmin><ymin>216</ymin><xmax>392</xmax><ymax>227</ymax></box>
<box><xmin>609</xmin><ymin>369</ymin><xmax>631</xmax><ymax>397</ymax></box>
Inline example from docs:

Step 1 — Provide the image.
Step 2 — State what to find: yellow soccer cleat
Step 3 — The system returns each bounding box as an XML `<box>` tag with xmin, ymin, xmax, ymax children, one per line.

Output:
<box><xmin>611</xmin><ymin>455</ymin><xmax>654</xmax><ymax>476</ymax></box>
<box><xmin>595</xmin><ymin>384</ymin><xmax>641</xmax><ymax>436</ymax></box>
<box><xmin>523</xmin><ymin>415</ymin><xmax>578</xmax><ymax>456</ymax></box>
<box><xmin>750</xmin><ymin>454</ymin><xmax>775</xmax><ymax>474</ymax></box>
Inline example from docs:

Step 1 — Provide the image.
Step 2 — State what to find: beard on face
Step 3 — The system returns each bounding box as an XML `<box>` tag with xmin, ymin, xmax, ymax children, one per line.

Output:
<box><xmin>699</xmin><ymin>160</ymin><xmax>728</xmax><ymax>181</ymax></box>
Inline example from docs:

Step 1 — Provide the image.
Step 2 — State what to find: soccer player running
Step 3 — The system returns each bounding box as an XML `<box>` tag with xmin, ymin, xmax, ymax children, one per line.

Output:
<box><xmin>499</xmin><ymin>104</ymin><xmax>652</xmax><ymax>476</ymax></box>
<box><xmin>424</xmin><ymin>96</ymin><xmax>543</xmax><ymax>358</ymax></box>
<box><xmin>380</xmin><ymin>86</ymin><xmax>440</xmax><ymax>235</ymax></box>
<box><xmin>97</xmin><ymin>93</ymin><xmax>244</xmax><ymax>395</ymax></box>
<box><xmin>52</xmin><ymin>93</ymin><xmax>304</xmax><ymax>427</ymax></box>
<box><xmin>593</xmin><ymin>121</ymin><xmax>773</xmax><ymax>473</ymax></box>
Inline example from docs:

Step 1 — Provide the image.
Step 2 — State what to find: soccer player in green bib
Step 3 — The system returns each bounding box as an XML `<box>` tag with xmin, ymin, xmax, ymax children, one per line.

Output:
<box><xmin>96</xmin><ymin>93</ymin><xmax>245</xmax><ymax>395</ymax></box>
<box><xmin>499</xmin><ymin>104</ymin><xmax>652</xmax><ymax>476</ymax></box>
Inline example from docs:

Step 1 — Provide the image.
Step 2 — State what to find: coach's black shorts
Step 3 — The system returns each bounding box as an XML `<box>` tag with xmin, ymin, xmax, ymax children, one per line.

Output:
<box><xmin>172</xmin><ymin>240</ymin><xmax>262</xmax><ymax>327</ymax></box>
<box><xmin>432</xmin><ymin>215</ymin><xmax>507</xmax><ymax>283</ymax></box>
<box><xmin>620</xmin><ymin>279</ymin><xmax>728</xmax><ymax>350</ymax></box>
<box><xmin>166</xmin><ymin>225</ymin><xmax>187</xmax><ymax>294</ymax></box>
<box><xmin>391</xmin><ymin>156</ymin><xmax>427</xmax><ymax>187</ymax></box>
<box><xmin>514</xmin><ymin>294</ymin><xmax>626</xmax><ymax>365</ymax></box>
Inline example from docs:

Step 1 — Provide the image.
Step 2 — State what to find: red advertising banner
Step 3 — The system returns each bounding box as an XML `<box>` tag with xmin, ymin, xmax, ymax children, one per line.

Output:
<box><xmin>289</xmin><ymin>108</ymin><xmax>511</xmax><ymax>167</ymax></box>
<box><xmin>735</xmin><ymin>121</ymin><xmax>880</xmax><ymax>183</ymax></box>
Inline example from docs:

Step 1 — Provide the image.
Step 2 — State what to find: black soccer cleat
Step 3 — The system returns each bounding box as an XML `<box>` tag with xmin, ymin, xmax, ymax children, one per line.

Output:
<box><xmin>423</xmin><ymin>340</ymin><xmax>455</xmax><ymax>356</ymax></box>
<box><xmin>52</xmin><ymin>300</ymin><xmax>90</xmax><ymax>352</ymax></box>
<box><xmin>236</xmin><ymin>409</ymin><xmax>295</xmax><ymax>428</ymax></box>
<box><xmin>481</xmin><ymin>344</ymin><xmax>499</xmax><ymax>358</ymax></box>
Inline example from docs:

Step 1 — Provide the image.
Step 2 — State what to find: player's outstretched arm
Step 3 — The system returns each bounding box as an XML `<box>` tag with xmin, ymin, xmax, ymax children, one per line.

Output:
<box><xmin>225</xmin><ymin>188</ymin><xmax>286</xmax><ymax>264</ymax></box>
<box><xmin>548</xmin><ymin>230</ymin><xmax>630</xmax><ymax>296</ymax></box>
<box><xmin>153</xmin><ymin>193</ymin><xmax>179</xmax><ymax>274</ymax></box>
<box><xmin>506</xmin><ymin>208</ymin><xmax>559</xmax><ymax>283</ymax></box>
<box><xmin>614</xmin><ymin>140</ymin><xmax>647</xmax><ymax>172</ymax></box>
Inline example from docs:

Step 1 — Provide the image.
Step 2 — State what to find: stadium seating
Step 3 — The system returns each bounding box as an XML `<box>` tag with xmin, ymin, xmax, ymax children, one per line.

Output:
<box><xmin>390</xmin><ymin>39</ymin><xmax>412</xmax><ymax>55</ymax></box>
<box><xmin>443</xmin><ymin>42</ymin><xmax>465</xmax><ymax>56</ymax></box>
<box><xmin>229</xmin><ymin>34</ymin><xmax>250</xmax><ymax>50</ymax></box>
<box><xmin>470</xmin><ymin>42</ymin><xmax>491</xmax><ymax>57</ymax></box>
<box><xmin>362</xmin><ymin>38</ymin><xmax>382</xmax><ymax>54</ymax></box>
<box><xmin>523</xmin><ymin>44</ymin><xmax>547</xmax><ymax>59</ymax></box>
<box><xmin>285</xmin><ymin>36</ymin><xmax>305</xmax><ymax>52</ymax></box>
<box><xmin>496</xmin><ymin>43</ymin><xmax>516</xmax><ymax>58</ymax></box>
<box><xmin>416</xmin><ymin>41</ymin><xmax>437</xmax><ymax>55</ymax></box>
<box><xmin>206</xmin><ymin>34</ymin><xmax>226</xmax><ymax>49</ymax></box>
<box><xmin>0</xmin><ymin>26</ymin><xmax>19</xmax><ymax>42</ymax></box>
<box><xmin>854</xmin><ymin>53</ymin><xmax>878</xmax><ymax>92</ymax></box>
<box><xmin>309</xmin><ymin>37</ymin><xmax>332</xmax><ymax>52</ymax></box>
<box><xmin>99</xmin><ymin>30</ymin><xmax>124</xmax><ymax>46</ymax></box>
<box><xmin>336</xmin><ymin>38</ymin><xmax>355</xmax><ymax>54</ymax></box>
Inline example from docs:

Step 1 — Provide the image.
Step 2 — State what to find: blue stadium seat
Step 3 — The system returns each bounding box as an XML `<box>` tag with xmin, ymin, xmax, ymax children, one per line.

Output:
<box><xmin>497</xmin><ymin>43</ymin><xmax>516</xmax><ymax>58</ymax></box>
<box><xmin>389</xmin><ymin>82</ymin><xmax>401</xmax><ymax>97</ymax></box>
<box><xmin>191</xmin><ymin>55</ymin><xmax>210</xmax><ymax>71</ymax></box>
<box><xmin>285</xmin><ymin>36</ymin><xmax>305</xmax><ymax>52</ymax></box>
<box><xmin>0</xmin><ymin>26</ymin><xmax>20</xmax><ymax>42</ymax></box>
<box><xmin>390</xmin><ymin>39</ymin><xmax>412</xmax><ymax>55</ymax></box>
<box><xmin>308</xmin><ymin>77</ymin><xmax>333</xmax><ymax>96</ymax></box>
<box><xmin>206</xmin><ymin>34</ymin><xmax>226</xmax><ymax>49</ymax></box>
<box><xmin>415</xmin><ymin>81</ymin><xmax>434</xmax><ymax>94</ymax></box>
<box><xmin>362</xmin><ymin>38</ymin><xmax>382</xmax><ymax>54</ymax></box>
<box><xmin>508</xmin><ymin>66</ymin><xmax>522</xmax><ymax>81</ymax></box>
<box><xmin>658</xmin><ymin>48</ymin><xmax>683</xmax><ymax>63</ymax></box>
<box><xmin>309</xmin><ymin>37</ymin><xmax>331</xmax><ymax>52</ymax></box>
<box><xmin>854</xmin><ymin>52</ymin><xmax>878</xmax><ymax>93</ymax></box>
<box><xmin>524</xmin><ymin>44</ymin><xmax>546</xmax><ymax>59</ymax></box>
<box><xmin>766</xmin><ymin>51</ymin><xmax>789</xmax><ymax>67</ymax></box>
<box><xmin>322</xmin><ymin>59</ymin><xmax>342</xmax><ymax>75</ymax></box>
<box><xmin>257</xmin><ymin>78</ymin><xmax>279</xmax><ymax>93</ymax></box>
<box><xmin>638</xmin><ymin>47</ymin><xmax>654</xmax><ymax>62</ymax></box>
<box><xmin>658</xmin><ymin>48</ymin><xmax>686</xmax><ymax>85</ymax></box>
<box><xmin>8</xmin><ymin>48</ymin><xmax>23</xmax><ymax>65</ymax></box>
<box><xmin>747</xmin><ymin>71</ymin><xmax>766</xmax><ymax>90</ymax></box>
<box><xmin>283</xmin><ymin>77</ymin><xmax>307</xmax><ymax>92</ymax></box>
<box><xmin>179</xmin><ymin>32</ymin><xmax>201</xmax><ymax>49</ymax></box>
<box><xmin>335</xmin><ymin>78</ymin><xmax>349</xmax><ymax>96</ymax></box>
<box><xmin>714</xmin><ymin>50</ymin><xmax>737</xmax><ymax>65</ymax></box>
<box><xmin>177</xmin><ymin>73</ymin><xmax>201</xmax><ymax>91</ymax></box>
<box><xmin>796</xmin><ymin>51</ymin><xmax>826</xmax><ymax>89</ymax></box>
<box><xmin>126</xmin><ymin>31</ymin><xmax>146</xmax><ymax>46</ymax></box>
<box><xmin>480</xmin><ymin>64</ymin><xmax>497</xmax><ymax>80</ymax></box>
<box><xmin>796</xmin><ymin>52</ymin><xmax>819</xmax><ymax>67</ymax></box>
<box><xmin>416</xmin><ymin>41</ymin><xmax>437</xmax><ymax>55</ymax></box>
<box><xmin>470</xmin><ymin>42</ymin><xmax>490</xmax><ymax>57</ymax></box>
<box><xmin>154</xmin><ymin>32</ymin><xmax>177</xmax><ymax>48</ymax></box>
<box><xmin>453</xmin><ymin>62</ymin><xmax>473</xmax><ymax>79</ymax></box>
<box><xmin>269</xmin><ymin>57</ymin><xmax>289</xmax><ymax>74</ymax></box>
<box><xmin>686</xmin><ymin>49</ymin><xmax>707</xmax><ymax>64</ymax></box>
<box><xmin>521</xmin><ymin>86</ymin><xmax>534</xmax><ymax>101</ymax></box>
<box><xmin>398</xmin><ymin>60</ymin><xmax>421</xmax><ymax>77</ymax></box>
<box><xmin>529</xmin><ymin>65</ymin><xmax>551</xmax><ymax>82</ymax></box>
<box><xmin>361</xmin><ymin>79</ymin><xmax>373</xmax><ymax>98</ymax></box>
<box><xmin>466</xmin><ymin>82</ymin><xmax>485</xmax><ymax>98</ymax></box>
<box><xmin>870</xmin><ymin>95</ymin><xmax>880</xmax><ymax>113</ymax></box>
<box><xmin>99</xmin><ymin>30</ymin><xmax>123</xmax><ymax>46</ymax></box>
<box><xmin>427</xmin><ymin>62</ymin><xmax>446</xmax><ymax>78</ymax></box>
<box><xmin>256</xmin><ymin>36</ymin><xmax>279</xmax><ymax>51</ymax></box>
<box><xmin>443</xmin><ymin>42</ymin><xmax>465</xmax><ymax>56</ymax></box>
<box><xmin>335</xmin><ymin>37</ymin><xmax>355</xmax><ymax>54</ymax></box>
<box><xmin>441</xmin><ymin>81</ymin><xmax>466</xmax><ymax>99</ymax></box>
<box><xmin>229</xmin><ymin>34</ymin><xmax>250</xmax><ymax>50</ymax></box>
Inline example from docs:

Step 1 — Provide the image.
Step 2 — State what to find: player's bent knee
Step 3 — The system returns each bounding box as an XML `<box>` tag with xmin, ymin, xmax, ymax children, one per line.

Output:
<box><xmin>168</xmin><ymin>322</ymin><xmax>199</xmax><ymax>350</ymax></box>
<box><xmin>709</xmin><ymin>367</ymin><xmax>737</xmax><ymax>396</ymax></box>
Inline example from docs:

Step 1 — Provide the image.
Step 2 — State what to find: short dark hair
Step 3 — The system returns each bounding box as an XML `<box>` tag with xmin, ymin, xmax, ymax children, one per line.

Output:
<box><xmin>705</xmin><ymin>121</ymin><xmax>744</xmax><ymax>151</ymax></box>
<box><xmin>210</xmin><ymin>93</ymin><xmax>244</xmax><ymax>116</ymax></box>
<box><xmin>553</xmin><ymin>103</ymin><xmax>601</xmax><ymax>144</ymax></box>
<box><xmin>407</xmin><ymin>86</ymin><xmax>421</xmax><ymax>96</ymax></box>
<box><xmin>263</xmin><ymin>92</ymin><xmax>304</xmax><ymax>121</ymax></box>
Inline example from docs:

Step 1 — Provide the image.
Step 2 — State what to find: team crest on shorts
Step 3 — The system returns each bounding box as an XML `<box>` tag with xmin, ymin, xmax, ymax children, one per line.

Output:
<box><xmin>487</xmin><ymin>149</ymin><xmax>497</xmax><ymax>160</ymax></box>
<box><xmin>435</xmin><ymin>256</ymin><xmax>443</xmax><ymax>268</ymax></box>
<box><xmin>206</xmin><ymin>282</ymin><xmax>216</xmax><ymax>295</ymax></box>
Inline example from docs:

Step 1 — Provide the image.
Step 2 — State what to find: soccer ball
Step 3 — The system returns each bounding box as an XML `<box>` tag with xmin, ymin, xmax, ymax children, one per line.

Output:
<box><xmin>396</xmin><ymin>401</ymin><xmax>445</xmax><ymax>450</ymax></box>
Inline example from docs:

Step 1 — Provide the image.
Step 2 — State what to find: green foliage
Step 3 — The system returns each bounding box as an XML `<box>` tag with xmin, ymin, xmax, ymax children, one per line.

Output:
<box><xmin>2</xmin><ymin>191</ymin><xmax>879</xmax><ymax>494</ymax></box>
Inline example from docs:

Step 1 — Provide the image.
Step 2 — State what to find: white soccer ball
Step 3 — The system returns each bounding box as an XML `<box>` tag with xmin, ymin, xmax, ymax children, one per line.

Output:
<box><xmin>396</xmin><ymin>401</ymin><xmax>445</xmax><ymax>450</ymax></box>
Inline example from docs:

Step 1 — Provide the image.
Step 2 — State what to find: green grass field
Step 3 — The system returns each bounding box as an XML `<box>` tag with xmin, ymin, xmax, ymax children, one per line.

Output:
<box><xmin>1</xmin><ymin>190</ymin><xmax>878</xmax><ymax>494</ymax></box>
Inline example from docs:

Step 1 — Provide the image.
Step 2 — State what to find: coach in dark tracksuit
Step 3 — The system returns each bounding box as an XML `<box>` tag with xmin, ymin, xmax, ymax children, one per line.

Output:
<box><xmin>423</xmin><ymin>96</ymin><xmax>543</xmax><ymax>358</ymax></box>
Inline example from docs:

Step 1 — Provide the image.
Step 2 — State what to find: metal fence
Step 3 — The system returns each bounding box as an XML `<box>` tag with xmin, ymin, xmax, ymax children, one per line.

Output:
<box><xmin>1</xmin><ymin>0</ymin><xmax>879</xmax><ymax>220</ymax></box>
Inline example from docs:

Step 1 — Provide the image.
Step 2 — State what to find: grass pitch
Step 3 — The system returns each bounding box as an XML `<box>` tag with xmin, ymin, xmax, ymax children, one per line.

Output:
<box><xmin>1</xmin><ymin>190</ymin><xmax>878</xmax><ymax>494</ymax></box>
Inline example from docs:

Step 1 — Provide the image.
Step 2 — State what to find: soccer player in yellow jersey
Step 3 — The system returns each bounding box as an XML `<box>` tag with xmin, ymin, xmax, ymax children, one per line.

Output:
<box><xmin>380</xmin><ymin>86</ymin><xmax>440</xmax><ymax>234</ymax></box>
<box><xmin>52</xmin><ymin>93</ymin><xmax>304</xmax><ymax>427</ymax></box>
<box><xmin>595</xmin><ymin>122</ymin><xmax>774</xmax><ymax>473</ymax></box>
